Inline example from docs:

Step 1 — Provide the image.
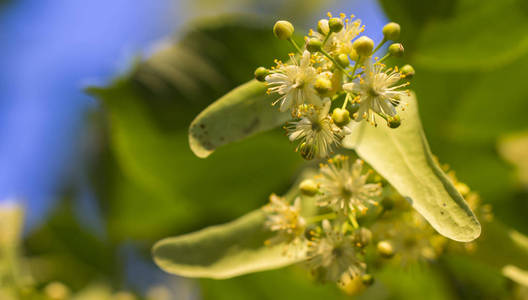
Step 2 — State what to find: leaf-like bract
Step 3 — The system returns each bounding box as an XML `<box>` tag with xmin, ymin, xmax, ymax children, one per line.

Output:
<box><xmin>343</xmin><ymin>93</ymin><xmax>481</xmax><ymax>242</ymax></box>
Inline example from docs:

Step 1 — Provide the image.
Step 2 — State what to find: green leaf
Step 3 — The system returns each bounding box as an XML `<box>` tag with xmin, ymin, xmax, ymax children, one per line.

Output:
<box><xmin>152</xmin><ymin>209</ymin><xmax>306</xmax><ymax>279</ymax></box>
<box><xmin>412</xmin><ymin>0</ymin><xmax>528</xmax><ymax>71</ymax></box>
<box><xmin>472</xmin><ymin>221</ymin><xmax>528</xmax><ymax>270</ymax></box>
<box><xmin>343</xmin><ymin>93</ymin><xmax>480</xmax><ymax>242</ymax></box>
<box><xmin>189</xmin><ymin>80</ymin><xmax>290</xmax><ymax>158</ymax></box>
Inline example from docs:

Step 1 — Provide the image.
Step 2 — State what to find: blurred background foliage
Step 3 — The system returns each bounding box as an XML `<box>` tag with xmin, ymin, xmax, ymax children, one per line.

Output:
<box><xmin>0</xmin><ymin>0</ymin><xmax>527</xmax><ymax>299</ymax></box>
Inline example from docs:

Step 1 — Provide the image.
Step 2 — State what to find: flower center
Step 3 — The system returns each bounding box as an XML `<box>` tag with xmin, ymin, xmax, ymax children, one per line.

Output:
<box><xmin>311</xmin><ymin>120</ymin><xmax>322</xmax><ymax>132</ymax></box>
<box><xmin>340</xmin><ymin>186</ymin><xmax>353</xmax><ymax>198</ymax></box>
<box><xmin>367</xmin><ymin>86</ymin><xmax>379</xmax><ymax>97</ymax></box>
<box><xmin>332</xmin><ymin>246</ymin><xmax>344</xmax><ymax>257</ymax></box>
<box><xmin>293</xmin><ymin>78</ymin><xmax>305</xmax><ymax>89</ymax></box>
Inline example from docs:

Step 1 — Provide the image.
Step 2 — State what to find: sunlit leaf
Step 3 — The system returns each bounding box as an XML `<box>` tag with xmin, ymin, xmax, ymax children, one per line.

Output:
<box><xmin>343</xmin><ymin>93</ymin><xmax>480</xmax><ymax>242</ymax></box>
<box><xmin>153</xmin><ymin>209</ymin><xmax>306</xmax><ymax>279</ymax></box>
<box><xmin>189</xmin><ymin>80</ymin><xmax>290</xmax><ymax>157</ymax></box>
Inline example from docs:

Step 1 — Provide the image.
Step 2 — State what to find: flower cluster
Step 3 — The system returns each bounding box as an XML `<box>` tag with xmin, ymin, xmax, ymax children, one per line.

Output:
<box><xmin>263</xmin><ymin>154</ymin><xmax>487</xmax><ymax>290</ymax></box>
<box><xmin>255</xmin><ymin>13</ymin><xmax>414</xmax><ymax>160</ymax></box>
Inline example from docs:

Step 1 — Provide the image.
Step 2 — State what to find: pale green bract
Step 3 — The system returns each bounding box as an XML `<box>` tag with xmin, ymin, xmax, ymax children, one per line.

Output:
<box><xmin>187</xmin><ymin>79</ymin><xmax>480</xmax><ymax>242</ymax></box>
<box><xmin>189</xmin><ymin>80</ymin><xmax>290</xmax><ymax>158</ymax></box>
<box><xmin>152</xmin><ymin>209</ymin><xmax>307</xmax><ymax>279</ymax></box>
<box><xmin>342</xmin><ymin>93</ymin><xmax>480</xmax><ymax>242</ymax></box>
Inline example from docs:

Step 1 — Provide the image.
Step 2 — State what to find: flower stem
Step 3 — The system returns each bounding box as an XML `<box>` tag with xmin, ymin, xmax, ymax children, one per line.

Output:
<box><xmin>372</xmin><ymin>37</ymin><xmax>387</xmax><ymax>54</ymax></box>
<box><xmin>322</xmin><ymin>32</ymin><xmax>332</xmax><ymax>47</ymax></box>
<box><xmin>377</xmin><ymin>53</ymin><xmax>391</xmax><ymax>64</ymax></box>
<box><xmin>349</xmin><ymin>214</ymin><xmax>359</xmax><ymax>229</ymax></box>
<box><xmin>288</xmin><ymin>38</ymin><xmax>303</xmax><ymax>54</ymax></box>
<box><xmin>307</xmin><ymin>212</ymin><xmax>337</xmax><ymax>224</ymax></box>
<box><xmin>320</xmin><ymin>49</ymin><xmax>353</xmax><ymax>79</ymax></box>
<box><xmin>350</xmin><ymin>56</ymin><xmax>362</xmax><ymax>77</ymax></box>
<box><xmin>342</xmin><ymin>93</ymin><xmax>351</xmax><ymax>110</ymax></box>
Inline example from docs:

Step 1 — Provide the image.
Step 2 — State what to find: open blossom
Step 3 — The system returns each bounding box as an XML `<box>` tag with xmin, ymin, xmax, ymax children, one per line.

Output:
<box><xmin>343</xmin><ymin>61</ymin><xmax>409</xmax><ymax>125</ymax></box>
<box><xmin>311</xmin><ymin>14</ymin><xmax>363</xmax><ymax>55</ymax></box>
<box><xmin>307</xmin><ymin>220</ymin><xmax>365</xmax><ymax>282</ymax></box>
<box><xmin>265</xmin><ymin>51</ymin><xmax>321</xmax><ymax>115</ymax></box>
<box><xmin>317</xmin><ymin>156</ymin><xmax>381</xmax><ymax>216</ymax></box>
<box><xmin>286</xmin><ymin>100</ymin><xmax>347</xmax><ymax>159</ymax></box>
<box><xmin>264</xmin><ymin>194</ymin><xmax>306</xmax><ymax>244</ymax></box>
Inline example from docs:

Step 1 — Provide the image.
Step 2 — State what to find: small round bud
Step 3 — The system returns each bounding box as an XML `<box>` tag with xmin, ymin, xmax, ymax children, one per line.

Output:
<box><xmin>328</xmin><ymin>17</ymin><xmax>344</xmax><ymax>33</ymax></box>
<box><xmin>45</xmin><ymin>282</ymin><xmax>70</xmax><ymax>300</ymax></box>
<box><xmin>273</xmin><ymin>20</ymin><xmax>294</xmax><ymax>40</ymax></box>
<box><xmin>387</xmin><ymin>115</ymin><xmax>401</xmax><ymax>128</ymax></box>
<box><xmin>349</xmin><ymin>48</ymin><xmax>358</xmax><ymax>61</ymax></box>
<box><xmin>336</xmin><ymin>53</ymin><xmax>350</xmax><ymax>67</ymax></box>
<box><xmin>377</xmin><ymin>240</ymin><xmax>395</xmax><ymax>258</ymax></box>
<box><xmin>400</xmin><ymin>64</ymin><xmax>415</xmax><ymax>79</ymax></box>
<box><xmin>299</xmin><ymin>142</ymin><xmax>315</xmax><ymax>160</ymax></box>
<box><xmin>382</xmin><ymin>22</ymin><xmax>401</xmax><ymax>41</ymax></box>
<box><xmin>317</xmin><ymin>19</ymin><xmax>330</xmax><ymax>35</ymax></box>
<box><xmin>361</xmin><ymin>274</ymin><xmax>375</xmax><ymax>286</ymax></box>
<box><xmin>332</xmin><ymin>108</ymin><xmax>351</xmax><ymax>127</ymax></box>
<box><xmin>254</xmin><ymin>67</ymin><xmax>269</xmax><ymax>82</ymax></box>
<box><xmin>314</xmin><ymin>76</ymin><xmax>332</xmax><ymax>95</ymax></box>
<box><xmin>306</xmin><ymin>38</ymin><xmax>322</xmax><ymax>53</ymax></box>
<box><xmin>352</xmin><ymin>36</ymin><xmax>374</xmax><ymax>57</ymax></box>
<box><xmin>300</xmin><ymin>179</ymin><xmax>318</xmax><ymax>196</ymax></box>
<box><xmin>388</xmin><ymin>43</ymin><xmax>404</xmax><ymax>57</ymax></box>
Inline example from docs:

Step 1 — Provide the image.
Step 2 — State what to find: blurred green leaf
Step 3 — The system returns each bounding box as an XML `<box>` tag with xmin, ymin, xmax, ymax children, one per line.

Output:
<box><xmin>413</xmin><ymin>0</ymin><xmax>528</xmax><ymax>71</ymax></box>
<box><xmin>24</xmin><ymin>197</ymin><xmax>117</xmax><ymax>290</ymax></box>
<box><xmin>89</xmin><ymin>16</ymin><xmax>303</xmax><ymax>242</ymax></box>
<box><xmin>153</xmin><ymin>209</ymin><xmax>306</xmax><ymax>279</ymax></box>
<box><xmin>356</xmin><ymin>264</ymin><xmax>455</xmax><ymax>300</ymax></box>
<box><xmin>199</xmin><ymin>267</ymin><xmax>347</xmax><ymax>300</ymax></box>
<box><xmin>472</xmin><ymin>221</ymin><xmax>528</xmax><ymax>271</ymax></box>
<box><xmin>189</xmin><ymin>80</ymin><xmax>290</xmax><ymax>157</ymax></box>
<box><xmin>343</xmin><ymin>93</ymin><xmax>480</xmax><ymax>242</ymax></box>
<box><xmin>381</xmin><ymin>0</ymin><xmax>528</xmax><ymax>71</ymax></box>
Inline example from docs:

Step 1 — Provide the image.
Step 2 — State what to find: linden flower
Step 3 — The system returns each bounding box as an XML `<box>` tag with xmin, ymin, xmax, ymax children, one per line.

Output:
<box><xmin>286</xmin><ymin>100</ymin><xmax>346</xmax><ymax>159</ymax></box>
<box><xmin>307</xmin><ymin>220</ymin><xmax>365</xmax><ymax>282</ymax></box>
<box><xmin>265</xmin><ymin>51</ymin><xmax>321</xmax><ymax>115</ymax></box>
<box><xmin>311</xmin><ymin>14</ymin><xmax>363</xmax><ymax>55</ymax></box>
<box><xmin>343</xmin><ymin>61</ymin><xmax>409</xmax><ymax>125</ymax></box>
<box><xmin>264</xmin><ymin>194</ymin><xmax>306</xmax><ymax>243</ymax></box>
<box><xmin>317</xmin><ymin>156</ymin><xmax>382</xmax><ymax>216</ymax></box>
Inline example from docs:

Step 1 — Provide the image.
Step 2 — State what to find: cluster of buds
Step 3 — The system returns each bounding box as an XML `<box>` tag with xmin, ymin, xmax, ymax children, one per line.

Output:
<box><xmin>255</xmin><ymin>13</ymin><xmax>415</xmax><ymax>160</ymax></box>
<box><xmin>264</xmin><ymin>154</ymin><xmax>486</xmax><ymax>289</ymax></box>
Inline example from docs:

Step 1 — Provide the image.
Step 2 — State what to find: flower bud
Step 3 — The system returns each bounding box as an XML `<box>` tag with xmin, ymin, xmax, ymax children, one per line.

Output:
<box><xmin>336</xmin><ymin>53</ymin><xmax>350</xmax><ymax>67</ymax></box>
<box><xmin>273</xmin><ymin>20</ymin><xmax>294</xmax><ymax>40</ymax></box>
<box><xmin>382</xmin><ymin>22</ymin><xmax>401</xmax><ymax>41</ymax></box>
<box><xmin>328</xmin><ymin>17</ymin><xmax>344</xmax><ymax>33</ymax></box>
<box><xmin>346</xmin><ymin>48</ymin><xmax>357</xmax><ymax>62</ymax></box>
<box><xmin>317</xmin><ymin>19</ymin><xmax>330</xmax><ymax>35</ymax></box>
<box><xmin>314</xmin><ymin>76</ymin><xmax>332</xmax><ymax>96</ymax></box>
<box><xmin>400</xmin><ymin>64</ymin><xmax>415</xmax><ymax>79</ymax></box>
<box><xmin>254</xmin><ymin>67</ymin><xmax>269</xmax><ymax>82</ymax></box>
<box><xmin>45</xmin><ymin>282</ymin><xmax>70</xmax><ymax>300</ymax></box>
<box><xmin>306</xmin><ymin>38</ymin><xmax>322</xmax><ymax>53</ymax></box>
<box><xmin>300</xmin><ymin>179</ymin><xmax>319</xmax><ymax>196</ymax></box>
<box><xmin>361</xmin><ymin>274</ymin><xmax>374</xmax><ymax>286</ymax></box>
<box><xmin>332</xmin><ymin>108</ymin><xmax>351</xmax><ymax>127</ymax></box>
<box><xmin>377</xmin><ymin>240</ymin><xmax>395</xmax><ymax>258</ymax></box>
<box><xmin>388</xmin><ymin>43</ymin><xmax>404</xmax><ymax>57</ymax></box>
<box><xmin>387</xmin><ymin>115</ymin><xmax>401</xmax><ymax>129</ymax></box>
<box><xmin>352</xmin><ymin>36</ymin><xmax>374</xmax><ymax>57</ymax></box>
